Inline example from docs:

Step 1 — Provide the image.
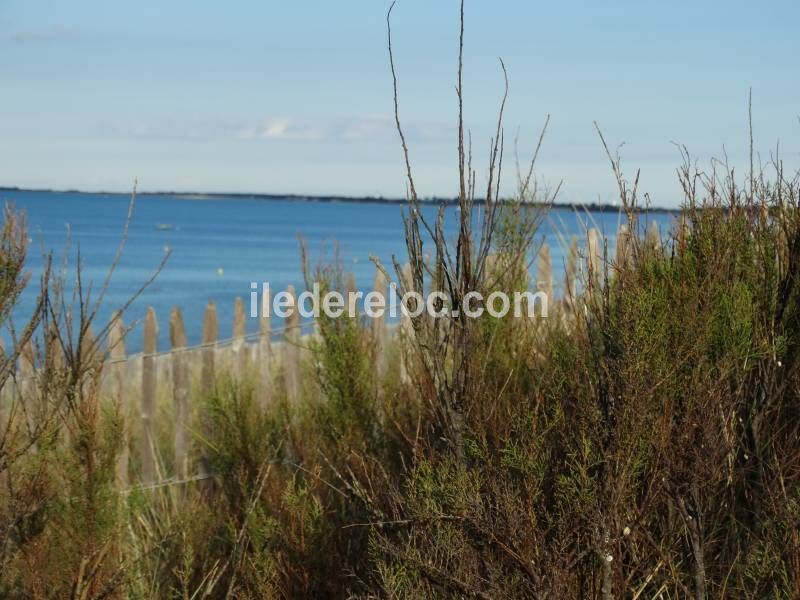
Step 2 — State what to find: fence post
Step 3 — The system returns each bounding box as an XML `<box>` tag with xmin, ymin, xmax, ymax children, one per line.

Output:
<box><xmin>283</xmin><ymin>285</ymin><xmax>300</xmax><ymax>402</ymax></box>
<box><xmin>233</xmin><ymin>296</ymin><xmax>247</xmax><ymax>381</ymax></box>
<box><xmin>141</xmin><ymin>307</ymin><xmax>157</xmax><ymax>483</ymax></box>
<box><xmin>80</xmin><ymin>325</ymin><xmax>98</xmax><ymax>403</ymax></box>
<box><xmin>258</xmin><ymin>288</ymin><xmax>273</xmax><ymax>410</ymax></box>
<box><xmin>201</xmin><ymin>301</ymin><xmax>218</xmax><ymax>395</ymax></box>
<box><xmin>372</xmin><ymin>268</ymin><xmax>388</xmax><ymax>379</ymax></box>
<box><xmin>677</xmin><ymin>214</ymin><xmax>689</xmax><ymax>250</ymax></box>
<box><xmin>0</xmin><ymin>339</ymin><xmax>5</xmax><ymax>430</ymax></box>
<box><xmin>19</xmin><ymin>340</ymin><xmax>36</xmax><ymax>446</ymax></box>
<box><xmin>345</xmin><ymin>273</ymin><xmax>357</xmax><ymax>296</ymax></box>
<box><xmin>537</xmin><ymin>242</ymin><xmax>553</xmax><ymax>302</ymax></box>
<box><xmin>170</xmin><ymin>308</ymin><xmax>189</xmax><ymax>481</ymax></box>
<box><xmin>616</xmin><ymin>224</ymin><xmax>631</xmax><ymax>271</ymax></box>
<box><xmin>108</xmin><ymin>314</ymin><xmax>128</xmax><ymax>488</ymax></box>
<box><xmin>80</xmin><ymin>324</ymin><xmax>97</xmax><ymax>362</ymax></box>
<box><xmin>587</xmin><ymin>228</ymin><xmax>601</xmax><ymax>288</ymax></box>
<box><xmin>199</xmin><ymin>301</ymin><xmax>217</xmax><ymax>479</ymax></box>
<box><xmin>399</xmin><ymin>263</ymin><xmax>414</xmax><ymax>385</ymax></box>
<box><xmin>19</xmin><ymin>339</ymin><xmax>35</xmax><ymax>393</ymax></box>
<box><xmin>646</xmin><ymin>220</ymin><xmax>660</xmax><ymax>251</ymax></box>
<box><xmin>564</xmin><ymin>235</ymin><xmax>578</xmax><ymax>303</ymax></box>
<box><xmin>484</xmin><ymin>253</ymin><xmax>497</xmax><ymax>283</ymax></box>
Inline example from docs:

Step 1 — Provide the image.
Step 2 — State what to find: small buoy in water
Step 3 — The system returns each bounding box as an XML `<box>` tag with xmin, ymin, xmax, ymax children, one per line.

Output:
<box><xmin>216</xmin><ymin>267</ymin><xmax>224</xmax><ymax>276</ymax></box>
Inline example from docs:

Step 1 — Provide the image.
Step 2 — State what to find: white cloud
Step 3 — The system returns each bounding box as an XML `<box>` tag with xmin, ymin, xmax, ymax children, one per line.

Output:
<box><xmin>340</xmin><ymin>114</ymin><xmax>394</xmax><ymax>142</ymax></box>
<box><xmin>238</xmin><ymin>118</ymin><xmax>326</xmax><ymax>142</ymax></box>
<box><xmin>238</xmin><ymin>114</ymin><xmax>451</xmax><ymax>145</ymax></box>
<box><xmin>102</xmin><ymin>116</ymin><xmax>236</xmax><ymax>141</ymax></box>
<box><xmin>101</xmin><ymin>113</ymin><xmax>451</xmax><ymax>145</ymax></box>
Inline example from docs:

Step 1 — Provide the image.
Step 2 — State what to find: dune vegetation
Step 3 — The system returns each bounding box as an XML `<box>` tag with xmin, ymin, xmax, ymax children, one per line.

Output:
<box><xmin>2</xmin><ymin>3</ymin><xmax>800</xmax><ymax>598</ymax></box>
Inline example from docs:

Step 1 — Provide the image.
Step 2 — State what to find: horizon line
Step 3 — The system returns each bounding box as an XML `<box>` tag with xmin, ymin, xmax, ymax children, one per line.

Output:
<box><xmin>0</xmin><ymin>184</ymin><xmax>681</xmax><ymax>213</ymax></box>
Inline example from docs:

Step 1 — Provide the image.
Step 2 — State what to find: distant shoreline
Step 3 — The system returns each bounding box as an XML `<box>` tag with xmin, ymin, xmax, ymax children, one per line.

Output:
<box><xmin>0</xmin><ymin>185</ymin><xmax>681</xmax><ymax>214</ymax></box>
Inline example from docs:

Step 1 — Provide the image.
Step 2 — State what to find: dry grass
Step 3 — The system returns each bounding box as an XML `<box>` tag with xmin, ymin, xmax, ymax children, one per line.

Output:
<box><xmin>2</xmin><ymin>2</ymin><xmax>800</xmax><ymax>598</ymax></box>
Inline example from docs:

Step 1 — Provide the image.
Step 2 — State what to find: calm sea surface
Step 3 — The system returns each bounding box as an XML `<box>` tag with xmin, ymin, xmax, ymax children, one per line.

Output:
<box><xmin>0</xmin><ymin>190</ymin><xmax>675</xmax><ymax>352</ymax></box>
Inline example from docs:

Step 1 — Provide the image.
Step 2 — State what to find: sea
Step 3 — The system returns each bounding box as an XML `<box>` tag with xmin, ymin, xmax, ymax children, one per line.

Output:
<box><xmin>0</xmin><ymin>189</ymin><xmax>676</xmax><ymax>353</ymax></box>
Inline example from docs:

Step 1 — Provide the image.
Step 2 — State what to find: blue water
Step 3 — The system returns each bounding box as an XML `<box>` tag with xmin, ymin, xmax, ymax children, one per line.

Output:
<box><xmin>0</xmin><ymin>190</ymin><xmax>675</xmax><ymax>353</ymax></box>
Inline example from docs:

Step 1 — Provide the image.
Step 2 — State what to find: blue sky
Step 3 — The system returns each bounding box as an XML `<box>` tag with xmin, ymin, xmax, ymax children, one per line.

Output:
<box><xmin>0</xmin><ymin>0</ymin><xmax>797</xmax><ymax>207</ymax></box>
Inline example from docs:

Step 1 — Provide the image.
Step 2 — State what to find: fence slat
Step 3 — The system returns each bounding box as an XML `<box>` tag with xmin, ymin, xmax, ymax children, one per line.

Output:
<box><xmin>233</xmin><ymin>296</ymin><xmax>247</xmax><ymax>380</ymax></box>
<box><xmin>399</xmin><ymin>263</ymin><xmax>413</xmax><ymax>385</ymax></box>
<box><xmin>201</xmin><ymin>301</ymin><xmax>217</xmax><ymax>395</ymax></box>
<box><xmin>109</xmin><ymin>314</ymin><xmax>128</xmax><ymax>488</ymax></box>
<box><xmin>283</xmin><ymin>285</ymin><xmax>300</xmax><ymax>402</ymax></box>
<box><xmin>141</xmin><ymin>307</ymin><xmax>157</xmax><ymax>483</ymax></box>
<box><xmin>372</xmin><ymin>268</ymin><xmax>388</xmax><ymax>379</ymax></box>
<box><xmin>199</xmin><ymin>301</ymin><xmax>217</xmax><ymax>479</ymax></box>
<box><xmin>345</xmin><ymin>273</ymin><xmax>357</xmax><ymax>296</ymax></box>
<box><xmin>678</xmin><ymin>214</ymin><xmax>689</xmax><ymax>249</ymax></box>
<box><xmin>537</xmin><ymin>242</ymin><xmax>553</xmax><ymax>301</ymax></box>
<box><xmin>0</xmin><ymin>339</ymin><xmax>5</xmax><ymax>430</ymax></box>
<box><xmin>170</xmin><ymin>308</ymin><xmax>189</xmax><ymax>480</ymax></box>
<box><xmin>81</xmin><ymin>325</ymin><xmax>97</xmax><ymax>404</ymax></box>
<box><xmin>646</xmin><ymin>220</ymin><xmax>660</xmax><ymax>251</ymax></box>
<box><xmin>258</xmin><ymin>288</ymin><xmax>273</xmax><ymax>410</ymax></box>
<box><xmin>587</xmin><ymin>228</ymin><xmax>601</xmax><ymax>287</ymax></box>
<box><xmin>616</xmin><ymin>224</ymin><xmax>631</xmax><ymax>271</ymax></box>
<box><xmin>19</xmin><ymin>340</ymin><xmax>36</xmax><ymax>447</ymax></box>
<box><xmin>564</xmin><ymin>235</ymin><xmax>578</xmax><ymax>303</ymax></box>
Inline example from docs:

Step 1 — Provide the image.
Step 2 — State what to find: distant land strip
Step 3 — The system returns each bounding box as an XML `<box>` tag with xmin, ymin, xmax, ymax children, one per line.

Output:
<box><xmin>0</xmin><ymin>185</ymin><xmax>681</xmax><ymax>214</ymax></box>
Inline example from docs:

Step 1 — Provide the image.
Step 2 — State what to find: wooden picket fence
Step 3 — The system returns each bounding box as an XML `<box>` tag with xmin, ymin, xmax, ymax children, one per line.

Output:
<box><xmin>106</xmin><ymin>282</ymin><xmax>315</xmax><ymax>489</ymax></box>
<box><xmin>1</xmin><ymin>223</ymin><xmax>661</xmax><ymax>491</ymax></box>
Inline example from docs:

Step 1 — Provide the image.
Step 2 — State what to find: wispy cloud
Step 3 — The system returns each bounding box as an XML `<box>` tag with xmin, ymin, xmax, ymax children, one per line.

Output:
<box><xmin>238</xmin><ymin>114</ymin><xmax>450</xmax><ymax>144</ymax></box>
<box><xmin>103</xmin><ymin>117</ymin><xmax>237</xmax><ymax>141</ymax></box>
<box><xmin>238</xmin><ymin>118</ymin><xmax>326</xmax><ymax>142</ymax></box>
<box><xmin>97</xmin><ymin>113</ymin><xmax>451</xmax><ymax>145</ymax></box>
<box><xmin>339</xmin><ymin>114</ymin><xmax>394</xmax><ymax>142</ymax></box>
